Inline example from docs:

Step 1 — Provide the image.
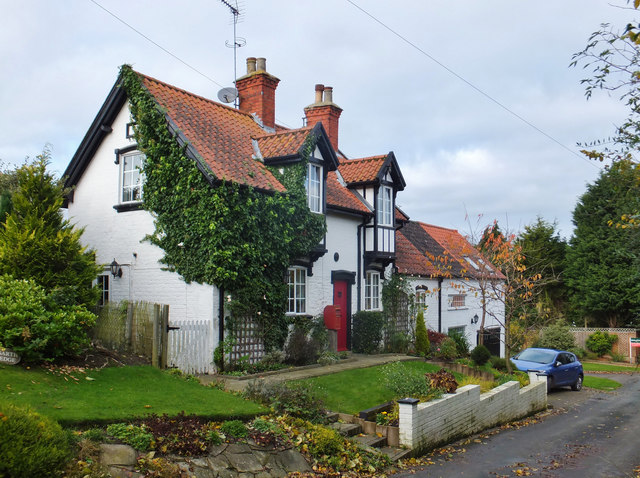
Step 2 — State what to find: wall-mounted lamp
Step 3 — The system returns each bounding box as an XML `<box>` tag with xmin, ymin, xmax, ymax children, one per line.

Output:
<box><xmin>471</xmin><ymin>314</ymin><xmax>479</xmax><ymax>325</ymax></box>
<box><xmin>110</xmin><ymin>259</ymin><xmax>123</xmax><ymax>278</ymax></box>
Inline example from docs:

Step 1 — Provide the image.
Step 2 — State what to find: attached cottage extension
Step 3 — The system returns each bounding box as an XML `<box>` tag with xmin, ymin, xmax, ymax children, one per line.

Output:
<box><xmin>63</xmin><ymin>58</ymin><xmax>407</xmax><ymax>368</ymax></box>
<box><xmin>396</xmin><ymin>221</ymin><xmax>506</xmax><ymax>357</ymax></box>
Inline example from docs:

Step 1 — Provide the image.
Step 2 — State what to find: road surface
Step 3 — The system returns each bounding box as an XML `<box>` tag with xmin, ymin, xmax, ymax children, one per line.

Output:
<box><xmin>395</xmin><ymin>373</ymin><xmax>640</xmax><ymax>477</ymax></box>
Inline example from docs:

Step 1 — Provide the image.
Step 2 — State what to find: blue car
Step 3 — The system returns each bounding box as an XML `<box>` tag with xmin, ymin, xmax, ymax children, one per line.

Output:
<box><xmin>512</xmin><ymin>347</ymin><xmax>583</xmax><ymax>391</ymax></box>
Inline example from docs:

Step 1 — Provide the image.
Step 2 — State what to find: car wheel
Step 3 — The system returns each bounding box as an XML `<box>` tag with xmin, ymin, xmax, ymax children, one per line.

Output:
<box><xmin>571</xmin><ymin>375</ymin><xmax>583</xmax><ymax>391</ymax></box>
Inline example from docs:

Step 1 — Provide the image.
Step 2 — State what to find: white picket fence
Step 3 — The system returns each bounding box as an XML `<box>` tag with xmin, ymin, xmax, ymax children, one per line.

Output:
<box><xmin>167</xmin><ymin>319</ymin><xmax>215</xmax><ymax>374</ymax></box>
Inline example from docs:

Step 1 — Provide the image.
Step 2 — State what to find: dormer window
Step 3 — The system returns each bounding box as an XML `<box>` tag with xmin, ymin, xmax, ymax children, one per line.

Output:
<box><xmin>306</xmin><ymin>163</ymin><xmax>322</xmax><ymax>213</ymax></box>
<box><xmin>121</xmin><ymin>152</ymin><xmax>145</xmax><ymax>203</ymax></box>
<box><xmin>377</xmin><ymin>185</ymin><xmax>392</xmax><ymax>226</ymax></box>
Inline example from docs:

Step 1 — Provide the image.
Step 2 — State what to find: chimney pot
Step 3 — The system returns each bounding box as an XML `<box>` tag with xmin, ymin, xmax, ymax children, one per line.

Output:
<box><xmin>246</xmin><ymin>57</ymin><xmax>256</xmax><ymax>74</ymax></box>
<box><xmin>324</xmin><ymin>86</ymin><xmax>333</xmax><ymax>103</ymax></box>
<box><xmin>314</xmin><ymin>84</ymin><xmax>324</xmax><ymax>104</ymax></box>
<box><xmin>256</xmin><ymin>57</ymin><xmax>266</xmax><ymax>71</ymax></box>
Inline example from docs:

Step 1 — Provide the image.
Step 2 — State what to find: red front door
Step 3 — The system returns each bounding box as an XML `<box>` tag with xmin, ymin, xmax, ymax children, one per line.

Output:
<box><xmin>333</xmin><ymin>280</ymin><xmax>349</xmax><ymax>351</ymax></box>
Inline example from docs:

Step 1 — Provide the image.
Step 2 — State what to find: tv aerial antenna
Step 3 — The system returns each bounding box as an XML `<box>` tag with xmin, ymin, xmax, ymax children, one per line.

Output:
<box><xmin>218</xmin><ymin>0</ymin><xmax>245</xmax><ymax>108</ymax></box>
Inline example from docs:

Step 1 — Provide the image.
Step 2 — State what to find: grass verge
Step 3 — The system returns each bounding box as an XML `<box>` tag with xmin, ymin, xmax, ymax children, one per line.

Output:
<box><xmin>297</xmin><ymin>361</ymin><xmax>444</xmax><ymax>414</ymax></box>
<box><xmin>0</xmin><ymin>364</ymin><xmax>265</xmax><ymax>426</ymax></box>
<box><xmin>583</xmin><ymin>376</ymin><xmax>622</xmax><ymax>391</ymax></box>
<box><xmin>583</xmin><ymin>362</ymin><xmax>638</xmax><ymax>373</ymax></box>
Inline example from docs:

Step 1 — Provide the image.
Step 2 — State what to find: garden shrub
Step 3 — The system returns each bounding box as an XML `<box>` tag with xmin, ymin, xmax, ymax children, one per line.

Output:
<box><xmin>106</xmin><ymin>423</ymin><xmax>153</xmax><ymax>451</ymax></box>
<box><xmin>381</xmin><ymin>361</ymin><xmax>438</xmax><ymax>399</ymax></box>
<box><xmin>220</xmin><ymin>420</ymin><xmax>248</xmax><ymax>439</ymax></box>
<box><xmin>488</xmin><ymin>355</ymin><xmax>516</xmax><ymax>372</ymax></box>
<box><xmin>586</xmin><ymin>331</ymin><xmax>618</xmax><ymax>356</ymax></box>
<box><xmin>427</xmin><ymin>329</ymin><xmax>448</xmax><ymax>346</ymax></box>
<box><xmin>425</xmin><ymin>369</ymin><xmax>458</xmax><ymax>393</ymax></box>
<box><xmin>433</xmin><ymin>337</ymin><xmax>458</xmax><ymax>361</ymax></box>
<box><xmin>352</xmin><ymin>311</ymin><xmax>384</xmax><ymax>354</ymax></box>
<box><xmin>285</xmin><ymin>316</ymin><xmax>327</xmax><ymax>366</ymax></box>
<box><xmin>535</xmin><ymin>322</ymin><xmax>576</xmax><ymax>350</ymax></box>
<box><xmin>0</xmin><ymin>274</ymin><xmax>96</xmax><ymax>362</ymax></box>
<box><xmin>308</xmin><ymin>425</ymin><xmax>343</xmax><ymax>456</ymax></box>
<box><xmin>414</xmin><ymin>310</ymin><xmax>430</xmax><ymax>357</ymax></box>
<box><xmin>470</xmin><ymin>345</ymin><xmax>491</xmax><ymax>366</ymax></box>
<box><xmin>243</xmin><ymin>380</ymin><xmax>327</xmax><ymax>423</ymax></box>
<box><xmin>0</xmin><ymin>403</ymin><xmax>71</xmax><ymax>478</ymax></box>
<box><xmin>448</xmin><ymin>329</ymin><xmax>470</xmax><ymax>357</ymax></box>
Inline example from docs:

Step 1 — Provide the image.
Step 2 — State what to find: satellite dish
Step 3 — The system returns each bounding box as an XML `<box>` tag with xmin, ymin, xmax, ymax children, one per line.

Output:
<box><xmin>217</xmin><ymin>87</ymin><xmax>238</xmax><ymax>104</ymax></box>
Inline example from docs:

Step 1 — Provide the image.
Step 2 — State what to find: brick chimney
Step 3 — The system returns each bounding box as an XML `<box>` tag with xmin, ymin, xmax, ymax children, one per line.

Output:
<box><xmin>304</xmin><ymin>84</ymin><xmax>343</xmax><ymax>151</ymax></box>
<box><xmin>235</xmin><ymin>57</ymin><xmax>280</xmax><ymax>129</ymax></box>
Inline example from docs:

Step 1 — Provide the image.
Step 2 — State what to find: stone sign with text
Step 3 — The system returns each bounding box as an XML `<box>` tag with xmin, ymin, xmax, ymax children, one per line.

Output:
<box><xmin>0</xmin><ymin>348</ymin><xmax>21</xmax><ymax>365</ymax></box>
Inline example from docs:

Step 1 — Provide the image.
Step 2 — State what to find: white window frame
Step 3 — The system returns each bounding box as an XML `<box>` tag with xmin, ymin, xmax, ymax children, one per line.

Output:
<box><xmin>287</xmin><ymin>267</ymin><xmax>307</xmax><ymax>315</ymax></box>
<box><xmin>120</xmin><ymin>151</ymin><xmax>146</xmax><ymax>204</ymax></box>
<box><xmin>376</xmin><ymin>185</ymin><xmax>393</xmax><ymax>226</ymax></box>
<box><xmin>415</xmin><ymin>289</ymin><xmax>427</xmax><ymax>315</ymax></box>
<box><xmin>448</xmin><ymin>325</ymin><xmax>466</xmax><ymax>336</ymax></box>
<box><xmin>365</xmin><ymin>271</ymin><xmax>381</xmax><ymax>310</ymax></box>
<box><xmin>96</xmin><ymin>274</ymin><xmax>109</xmax><ymax>306</ymax></box>
<box><xmin>449</xmin><ymin>294</ymin><xmax>467</xmax><ymax>309</ymax></box>
<box><xmin>306</xmin><ymin>163</ymin><xmax>322</xmax><ymax>214</ymax></box>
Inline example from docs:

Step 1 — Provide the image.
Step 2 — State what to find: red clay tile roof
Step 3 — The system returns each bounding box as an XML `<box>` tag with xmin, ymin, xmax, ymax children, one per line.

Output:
<box><xmin>253</xmin><ymin>127</ymin><xmax>313</xmax><ymax>160</ymax></box>
<box><xmin>395</xmin><ymin>229</ymin><xmax>439</xmax><ymax>276</ymax></box>
<box><xmin>339</xmin><ymin>155</ymin><xmax>387</xmax><ymax>184</ymax></box>
<box><xmin>137</xmin><ymin>71</ymin><xmax>382</xmax><ymax>217</ymax></box>
<box><xmin>397</xmin><ymin>221</ymin><xmax>504</xmax><ymax>279</ymax></box>
<box><xmin>326</xmin><ymin>172</ymin><xmax>371</xmax><ymax>214</ymax></box>
<box><xmin>140</xmin><ymin>73</ymin><xmax>285</xmax><ymax>192</ymax></box>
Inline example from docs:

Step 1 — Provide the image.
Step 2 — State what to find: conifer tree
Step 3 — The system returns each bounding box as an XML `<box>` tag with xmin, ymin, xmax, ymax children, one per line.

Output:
<box><xmin>0</xmin><ymin>150</ymin><xmax>101</xmax><ymax>307</ymax></box>
<box><xmin>415</xmin><ymin>309</ymin><xmax>430</xmax><ymax>357</ymax></box>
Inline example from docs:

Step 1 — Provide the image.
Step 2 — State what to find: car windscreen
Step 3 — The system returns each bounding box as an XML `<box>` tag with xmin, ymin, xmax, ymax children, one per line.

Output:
<box><xmin>515</xmin><ymin>349</ymin><xmax>557</xmax><ymax>364</ymax></box>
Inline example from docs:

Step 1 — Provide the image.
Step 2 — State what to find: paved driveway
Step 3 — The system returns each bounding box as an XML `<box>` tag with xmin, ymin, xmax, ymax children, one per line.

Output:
<box><xmin>395</xmin><ymin>373</ymin><xmax>640</xmax><ymax>478</ymax></box>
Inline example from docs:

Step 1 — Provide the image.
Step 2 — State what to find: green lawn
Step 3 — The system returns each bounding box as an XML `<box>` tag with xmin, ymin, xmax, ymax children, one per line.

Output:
<box><xmin>583</xmin><ymin>362</ymin><xmax>638</xmax><ymax>373</ymax></box>
<box><xmin>583</xmin><ymin>375</ymin><xmax>622</xmax><ymax>391</ymax></box>
<box><xmin>0</xmin><ymin>364</ymin><xmax>265</xmax><ymax>426</ymax></box>
<box><xmin>298</xmin><ymin>361</ymin><xmax>444</xmax><ymax>414</ymax></box>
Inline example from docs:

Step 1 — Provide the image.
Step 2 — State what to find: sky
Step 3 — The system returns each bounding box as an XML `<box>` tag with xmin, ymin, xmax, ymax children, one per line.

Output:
<box><xmin>0</xmin><ymin>1</ymin><xmax>635</xmax><ymax>240</ymax></box>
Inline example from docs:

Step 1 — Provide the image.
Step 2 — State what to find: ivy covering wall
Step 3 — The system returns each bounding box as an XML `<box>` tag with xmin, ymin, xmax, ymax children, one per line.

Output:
<box><xmin>120</xmin><ymin>65</ymin><xmax>326</xmax><ymax>350</ymax></box>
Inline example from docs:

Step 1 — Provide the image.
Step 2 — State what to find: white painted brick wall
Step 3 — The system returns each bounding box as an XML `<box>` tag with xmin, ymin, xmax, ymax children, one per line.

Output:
<box><xmin>66</xmin><ymin>104</ymin><xmax>217</xmax><ymax>347</ymax></box>
<box><xmin>407</xmin><ymin>277</ymin><xmax>506</xmax><ymax>357</ymax></box>
<box><xmin>399</xmin><ymin>379</ymin><xmax>547</xmax><ymax>453</ymax></box>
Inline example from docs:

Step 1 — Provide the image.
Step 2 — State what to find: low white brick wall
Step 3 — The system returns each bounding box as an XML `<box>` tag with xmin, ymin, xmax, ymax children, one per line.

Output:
<box><xmin>398</xmin><ymin>373</ymin><xmax>547</xmax><ymax>453</ymax></box>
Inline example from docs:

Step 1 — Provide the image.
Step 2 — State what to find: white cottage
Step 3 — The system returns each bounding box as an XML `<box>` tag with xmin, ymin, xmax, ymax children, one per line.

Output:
<box><xmin>395</xmin><ymin>221</ymin><xmax>506</xmax><ymax>357</ymax></box>
<box><xmin>63</xmin><ymin>58</ymin><xmax>406</xmax><ymax>366</ymax></box>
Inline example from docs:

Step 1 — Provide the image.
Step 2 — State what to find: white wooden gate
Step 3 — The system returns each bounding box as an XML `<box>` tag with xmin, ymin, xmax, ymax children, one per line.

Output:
<box><xmin>167</xmin><ymin>319</ymin><xmax>215</xmax><ymax>374</ymax></box>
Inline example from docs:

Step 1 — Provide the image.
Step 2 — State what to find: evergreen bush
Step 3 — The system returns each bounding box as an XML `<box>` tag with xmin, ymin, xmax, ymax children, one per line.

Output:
<box><xmin>414</xmin><ymin>310</ymin><xmax>430</xmax><ymax>357</ymax></box>
<box><xmin>0</xmin><ymin>403</ymin><xmax>71</xmax><ymax>478</ymax></box>
<box><xmin>536</xmin><ymin>322</ymin><xmax>576</xmax><ymax>350</ymax></box>
<box><xmin>352</xmin><ymin>311</ymin><xmax>384</xmax><ymax>354</ymax></box>
<box><xmin>0</xmin><ymin>274</ymin><xmax>96</xmax><ymax>362</ymax></box>
<box><xmin>586</xmin><ymin>331</ymin><xmax>618</xmax><ymax>356</ymax></box>
<box><xmin>470</xmin><ymin>345</ymin><xmax>491</xmax><ymax>366</ymax></box>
